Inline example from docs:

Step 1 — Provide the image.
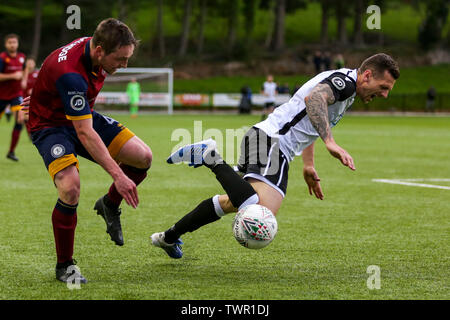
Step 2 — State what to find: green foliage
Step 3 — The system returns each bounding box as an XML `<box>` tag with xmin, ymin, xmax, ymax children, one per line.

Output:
<box><xmin>418</xmin><ymin>0</ymin><xmax>449</xmax><ymax>50</ymax></box>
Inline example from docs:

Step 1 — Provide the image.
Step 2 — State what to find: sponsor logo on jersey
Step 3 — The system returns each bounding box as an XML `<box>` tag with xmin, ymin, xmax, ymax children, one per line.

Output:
<box><xmin>70</xmin><ymin>94</ymin><xmax>86</xmax><ymax>111</ymax></box>
<box><xmin>331</xmin><ymin>77</ymin><xmax>346</xmax><ymax>90</ymax></box>
<box><xmin>51</xmin><ymin>144</ymin><xmax>66</xmax><ymax>158</ymax></box>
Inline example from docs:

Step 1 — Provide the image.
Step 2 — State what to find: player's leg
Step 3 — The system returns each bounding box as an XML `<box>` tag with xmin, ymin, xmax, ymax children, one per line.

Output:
<box><xmin>152</xmin><ymin>148</ymin><xmax>260</xmax><ymax>258</ymax></box>
<box><xmin>31</xmin><ymin>127</ymin><xmax>86</xmax><ymax>283</ymax></box>
<box><xmin>99</xmin><ymin>135</ymin><xmax>152</xmax><ymax>219</ymax></box>
<box><xmin>90</xmin><ymin>112</ymin><xmax>151</xmax><ymax>246</ymax></box>
<box><xmin>7</xmin><ymin>111</ymin><xmax>23</xmax><ymax>161</ymax></box>
<box><xmin>6</xmin><ymin>98</ymin><xmax>24</xmax><ymax>161</ymax></box>
<box><xmin>261</xmin><ymin>103</ymin><xmax>269</xmax><ymax>121</ymax></box>
<box><xmin>153</xmin><ymin>128</ymin><xmax>284</xmax><ymax>258</ymax></box>
<box><xmin>52</xmin><ymin>165</ymin><xmax>86</xmax><ymax>284</ymax></box>
<box><xmin>130</xmin><ymin>103</ymin><xmax>138</xmax><ymax>118</ymax></box>
<box><xmin>151</xmin><ymin>180</ymin><xmax>283</xmax><ymax>259</ymax></box>
<box><xmin>0</xmin><ymin>101</ymin><xmax>7</xmax><ymax>122</ymax></box>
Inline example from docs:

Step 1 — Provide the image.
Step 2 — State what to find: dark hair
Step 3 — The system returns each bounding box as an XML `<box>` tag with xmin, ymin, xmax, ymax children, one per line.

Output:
<box><xmin>92</xmin><ymin>18</ymin><xmax>138</xmax><ymax>55</ymax></box>
<box><xmin>359</xmin><ymin>53</ymin><xmax>400</xmax><ymax>80</ymax></box>
<box><xmin>4</xmin><ymin>33</ymin><xmax>19</xmax><ymax>42</ymax></box>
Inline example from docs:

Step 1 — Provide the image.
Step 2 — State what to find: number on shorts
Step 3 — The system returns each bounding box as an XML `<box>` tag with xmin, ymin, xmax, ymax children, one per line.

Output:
<box><xmin>102</xmin><ymin>114</ymin><xmax>117</xmax><ymax>125</ymax></box>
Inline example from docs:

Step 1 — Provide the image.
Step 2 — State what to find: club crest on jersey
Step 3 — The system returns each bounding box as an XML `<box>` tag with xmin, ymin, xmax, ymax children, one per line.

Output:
<box><xmin>19</xmin><ymin>57</ymin><xmax>25</xmax><ymax>64</ymax></box>
<box><xmin>331</xmin><ymin>77</ymin><xmax>346</xmax><ymax>90</ymax></box>
<box><xmin>51</xmin><ymin>144</ymin><xmax>65</xmax><ymax>158</ymax></box>
<box><xmin>70</xmin><ymin>94</ymin><xmax>85</xmax><ymax>111</ymax></box>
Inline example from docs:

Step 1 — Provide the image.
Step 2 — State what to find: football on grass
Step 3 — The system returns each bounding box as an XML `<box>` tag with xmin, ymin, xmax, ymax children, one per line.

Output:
<box><xmin>233</xmin><ymin>204</ymin><xmax>278</xmax><ymax>249</ymax></box>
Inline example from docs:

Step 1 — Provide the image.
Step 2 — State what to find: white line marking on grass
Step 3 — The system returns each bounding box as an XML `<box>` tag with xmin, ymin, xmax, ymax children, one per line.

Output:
<box><xmin>397</xmin><ymin>179</ymin><xmax>450</xmax><ymax>182</ymax></box>
<box><xmin>372</xmin><ymin>179</ymin><xmax>450</xmax><ymax>190</ymax></box>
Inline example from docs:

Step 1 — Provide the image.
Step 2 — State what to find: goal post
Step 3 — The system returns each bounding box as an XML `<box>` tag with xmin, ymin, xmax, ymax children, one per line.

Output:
<box><xmin>97</xmin><ymin>67</ymin><xmax>174</xmax><ymax>115</ymax></box>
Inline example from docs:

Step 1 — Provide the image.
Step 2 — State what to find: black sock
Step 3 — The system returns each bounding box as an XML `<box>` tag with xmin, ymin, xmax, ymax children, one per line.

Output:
<box><xmin>164</xmin><ymin>198</ymin><xmax>220</xmax><ymax>243</ymax></box>
<box><xmin>211</xmin><ymin>162</ymin><xmax>257</xmax><ymax>209</ymax></box>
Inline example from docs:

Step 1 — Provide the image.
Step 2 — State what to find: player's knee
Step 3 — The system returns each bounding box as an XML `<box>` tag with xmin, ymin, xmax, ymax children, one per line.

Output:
<box><xmin>220</xmin><ymin>197</ymin><xmax>237</xmax><ymax>214</ymax></box>
<box><xmin>61</xmin><ymin>184</ymin><xmax>80</xmax><ymax>205</ymax></box>
<box><xmin>142</xmin><ymin>146</ymin><xmax>152</xmax><ymax>168</ymax></box>
<box><xmin>55</xmin><ymin>167</ymin><xmax>80</xmax><ymax>204</ymax></box>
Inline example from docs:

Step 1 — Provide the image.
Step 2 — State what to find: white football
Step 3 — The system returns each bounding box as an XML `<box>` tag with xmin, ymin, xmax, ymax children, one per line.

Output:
<box><xmin>232</xmin><ymin>204</ymin><xmax>278</xmax><ymax>249</ymax></box>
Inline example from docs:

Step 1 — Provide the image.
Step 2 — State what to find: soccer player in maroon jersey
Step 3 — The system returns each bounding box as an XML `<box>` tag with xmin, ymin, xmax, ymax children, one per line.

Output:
<box><xmin>0</xmin><ymin>34</ymin><xmax>27</xmax><ymax>161</ymax></box>
<box><xmin>27</xmin><ymin>18</ymin><xmax>152</xmax><ymax>284</ymax></box>
<box><xmin>20</xmin><ymin>57</ymin><xmax>39</xmax><ymax>134</ymax></box>
<box><xmin>22</xmin><ymin>57</ymin><xmax>39</xmax><ymax>97</ymax></box>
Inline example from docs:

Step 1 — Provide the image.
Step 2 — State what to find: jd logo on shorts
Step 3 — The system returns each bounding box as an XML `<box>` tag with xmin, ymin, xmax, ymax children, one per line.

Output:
<box><xmin>51</xmin><ymin>144</ymin><xmax>66</xmax><ymax>158</ymax></box>
<box><xmin>331</xmin><ymin>77</ymin><xmax>346</xmax><ymax>90</ymax></box>
<box><xmin>70</xmin><ymin>94</ymin><xmax>86</xmax><ymax>111</ymax></box>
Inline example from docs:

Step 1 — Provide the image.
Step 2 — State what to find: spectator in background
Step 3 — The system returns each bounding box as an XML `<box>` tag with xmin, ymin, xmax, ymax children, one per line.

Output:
<box><xmin>322</xmin><ymin>51</ymin><xmax>331</xmax><ymax>70</ymax></box>
<box><xmin>277</xmin><ymin>83</ymin><xmax>290</xmax><ymax>94</ymax></box>
<box><xmin>261</xmin><ymin>74</ymin><xmax>278</xmax><ymax>120</ymax></box>
<box><xmin>313</xmin><ymin>51</ymin><xmax>322</xmax><ymax>74</ymax></box>
<box><xmin>126</xmin><ymin>77</ymin><xmax>141</xmax><ymax>118</ymax></box>
<box><xmin>426</xmin><ymin>86</ymin><xmax>436</xmax><ymax>113</ymax></box>
<box><xmin>334</xmin><ymin>53</ymin><xmax>345</xmax><ymax>69</ymax></box>
<box><xmin>239</xmin><ymin>84</ymin><xmax>252</xmax><ymax>114</ymax></box>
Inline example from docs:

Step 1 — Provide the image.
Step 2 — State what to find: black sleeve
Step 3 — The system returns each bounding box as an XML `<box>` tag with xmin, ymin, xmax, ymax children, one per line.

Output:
<box><xmin>319</xmin><ymin>72</ymin><xmax>356</xmax><ymax>102</ymax></box>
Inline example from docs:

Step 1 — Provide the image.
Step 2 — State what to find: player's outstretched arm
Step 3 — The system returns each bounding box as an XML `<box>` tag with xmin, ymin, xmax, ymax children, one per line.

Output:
<box><xmin>304</xmin><ymin>83</ymin><xmax>355</xmax><ymax>170</ymax></box>
<box><xmin>72</xmin><ymin>118</ymin><xmax>139</xmax><ymax>208</ymax></box>
<box><xmin>301</xmin><ymin>142</ymin><xmax>324</xmax><ymax>200</ymax></box>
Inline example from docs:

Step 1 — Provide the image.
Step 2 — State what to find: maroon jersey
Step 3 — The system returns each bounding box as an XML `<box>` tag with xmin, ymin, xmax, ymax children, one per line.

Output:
<box><xmin>25</xmin><ymin>69</ymin><xmax>39</xmax><ymax>97</ymax></box>
<box><xmin>0</xmin><ymin>51</ymin><xmax>26</xmax><ymax>100</ymax></box>
<box><xmin>28</xmin><ymin>37</ymin><xmax>106</xmax><ymax>132</ymax></box>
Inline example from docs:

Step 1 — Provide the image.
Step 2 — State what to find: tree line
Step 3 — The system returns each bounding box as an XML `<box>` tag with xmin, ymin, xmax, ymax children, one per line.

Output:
<box><xmin>0</xmin><ymin>0</ymin><xmax>448</xmax><ymax>64</ymax></box>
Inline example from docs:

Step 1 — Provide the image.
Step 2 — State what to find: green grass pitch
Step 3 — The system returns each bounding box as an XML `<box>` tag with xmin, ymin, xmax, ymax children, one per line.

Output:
<box><xmin>0</xmin><ymin>113</ymin><xmax>449</xmax><ymax>300</ymax></box>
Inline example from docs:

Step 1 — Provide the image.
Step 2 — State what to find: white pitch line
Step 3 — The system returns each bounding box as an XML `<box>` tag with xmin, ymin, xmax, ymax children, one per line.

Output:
<box><xmin>372</xmin><ymin>179</ymin><xmax>450</xmax><ymax>190</ymax></box>
<box><xmin>398</xmin><ymin>179</ymin><xmax>450</xmax><ymax>182</ymax></box>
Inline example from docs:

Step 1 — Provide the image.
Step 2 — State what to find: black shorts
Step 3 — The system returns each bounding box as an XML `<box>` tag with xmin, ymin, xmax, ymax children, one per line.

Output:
<box><xmin>237</xmin><ymin>127</ymin><xmax>289</xmax><ymax>197</ymax></box>
<box><xmin>31</xmin><ymin>111</ymin><xmax>135</xmax><ymax>180</ymax></box>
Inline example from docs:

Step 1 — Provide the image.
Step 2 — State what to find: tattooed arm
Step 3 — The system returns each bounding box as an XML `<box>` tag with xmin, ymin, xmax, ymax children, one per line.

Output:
<box><xmin>304</xmin><ymin>83</ymin><xmax>356</xmax><ymax>170</ymax></box>
<box><xmin>304</xmin><ymin>83</ymin><xmax>336</xmax><ymax>143</ymax></box>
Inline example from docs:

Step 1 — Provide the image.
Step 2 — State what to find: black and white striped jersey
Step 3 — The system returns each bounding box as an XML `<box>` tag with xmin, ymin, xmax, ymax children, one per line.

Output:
<box><xmin>254</xmin><ymin>68</ymin><xmax>357</xmax><ymax>161</ymax></box>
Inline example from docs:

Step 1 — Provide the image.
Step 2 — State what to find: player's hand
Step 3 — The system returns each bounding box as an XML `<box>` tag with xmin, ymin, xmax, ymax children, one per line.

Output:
<box><xmin>20</xmin><ymin>96</ymin><xmax>30</xmax><ymax>119</ymax></box>
<box><xmin>303</xmin><ymin>166</ymin><xmax>324</xmax><ymax>200</ymax></box>
<box><xmin>21</xmin><ymin>96</ymin><xmax>30</xmax><ymax>108</ymax></box>
<box><xmin>10</xmin><ymin>71</ymin><xmax>23</xmax><ymax>81</ymax></box>
<box><xmin>325</xmin><ymin>141</ymin><xmax>356</xmax><ymax>170</ymax></box>
<box><xmin>114</xmin><ymin>174</ymin><xmax>139</xmax><ymax>208</ymax></box>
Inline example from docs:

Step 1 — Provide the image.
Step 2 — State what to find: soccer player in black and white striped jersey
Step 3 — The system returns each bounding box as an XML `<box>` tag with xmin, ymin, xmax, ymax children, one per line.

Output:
<box><xmin>151</xmin><ymin>53</ymin><xmax>400</xmax><ymax>259</ymax></box>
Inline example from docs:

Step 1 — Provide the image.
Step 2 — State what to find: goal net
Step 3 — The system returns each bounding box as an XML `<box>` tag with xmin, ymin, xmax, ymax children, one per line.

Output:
<box><xmin>97</xmin><ymin>67</ymin><xmax>174</xmax><ymax>114</ymax></box>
